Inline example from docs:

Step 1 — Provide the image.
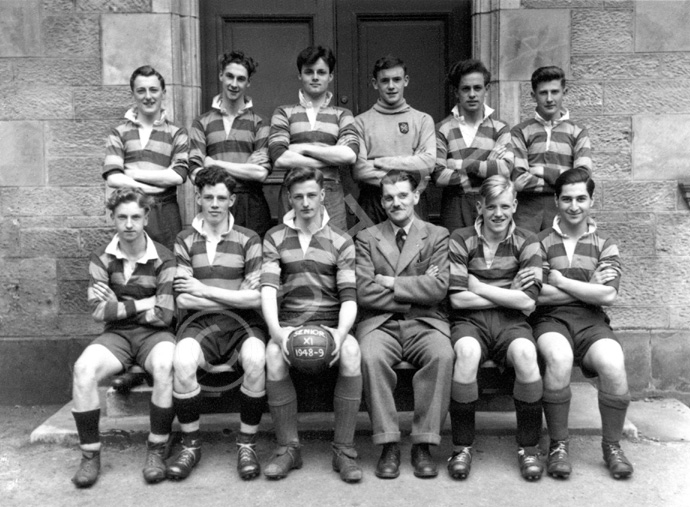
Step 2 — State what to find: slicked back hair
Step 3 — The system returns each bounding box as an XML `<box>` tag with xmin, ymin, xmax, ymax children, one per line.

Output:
<box><xmin>284</xmin><ymin>167</ymin><xmax>324</xmax><ymax>192</ymax></box>
<box><xmin>129</xmin><ymin>65</ymin><xmax>165</xmax><ymax>91</ymax></box>
<box><xmin>447</xmin><ymin>59</ymin><xmax>491</xmax><ymax>89</ymax></box>
<box><xmin>381</xmin><ymin>169</ymin><xmax>420</xmax><ymax>191</ymax></box>
<box><xmin>554</xmin><ymin>167</ymin><xmax>595</xmax><ymax>198</ymax></box>
<box><xmin>531</xmin><ymin>65</ymin><xmax>566</xmax><ymax>91</ymax></box>
<box><xmin>480</xmin><ymin>175</ymin><xmax>516</xmax><ymax>202</ymax></box>
<box><xmin>297</xmin><ymin>46</ymin><xmax>336</xmax><ymax>73</ymax></box>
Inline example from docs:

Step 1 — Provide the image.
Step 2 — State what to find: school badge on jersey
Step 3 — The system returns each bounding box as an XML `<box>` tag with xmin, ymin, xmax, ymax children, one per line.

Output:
<box><xmin>398</xmin><ymin>122</ymin><xmax>409</xmax><ymax>134</ymax></box>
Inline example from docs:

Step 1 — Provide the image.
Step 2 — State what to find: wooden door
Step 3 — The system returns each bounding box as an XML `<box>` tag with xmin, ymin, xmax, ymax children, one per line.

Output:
<box><xmin>199</xmin><ymin>0</ymin><xmax>471</xmax><ymax>223</ymax></box>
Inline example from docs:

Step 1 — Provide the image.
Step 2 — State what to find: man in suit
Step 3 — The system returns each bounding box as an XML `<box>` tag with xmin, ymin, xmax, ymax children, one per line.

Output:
<box><xmin>355</xmin><ymin>170</ymin><xmax>453</xmax><ymax>480</ymax></box>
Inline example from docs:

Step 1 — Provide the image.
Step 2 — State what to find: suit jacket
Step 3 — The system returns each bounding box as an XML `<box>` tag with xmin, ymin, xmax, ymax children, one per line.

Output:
<box><xmin>355</xmin><ymin>218</ymin><xmax>450</xmax><ymax>338</ymax></box>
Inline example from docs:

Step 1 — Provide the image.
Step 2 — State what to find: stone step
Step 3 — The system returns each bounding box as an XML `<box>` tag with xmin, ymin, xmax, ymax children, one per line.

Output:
<box><xmin>32</xmin><ymin>383</ymin><xmax>639</xmax><ymax>445</ymax></box>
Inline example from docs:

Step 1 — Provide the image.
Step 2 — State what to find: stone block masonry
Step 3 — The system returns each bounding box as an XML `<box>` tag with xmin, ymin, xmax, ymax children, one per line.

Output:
<box><xmin>0</xmin><ymin>0</ymin><xmax>688</xmax><ymax>405</ymax></box>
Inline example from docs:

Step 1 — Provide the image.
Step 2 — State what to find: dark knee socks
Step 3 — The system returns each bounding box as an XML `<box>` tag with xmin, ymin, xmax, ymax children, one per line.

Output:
<box><xmin>149</xmin><ymin>400</ymin><xmax>174</xmax><ymax>438</ymax></box>
<box><xmin>543</xmin><ymin>386</ymin><xmax>572</xmax><ymax>442</ymax></box>
<box><xmin>599</xmin><ymin>391</ymin><xmax>631</xmax><ymax>444</ymax></box>
<box><xmin>333</xmin><ymin>375</ymin><xmax>362</xmax><ymax>447</ymax></box>
<box><xmin>450</xmin><ymin>381</ymin><xmax>479</xmax><ymax>448</ymax></box>
<box><xmin>514</xmin><ymin>379</ymin><xmax>543</xmax><ymax>448</ymax></box>
<box><xmin>239</xmin><ymin>388</ymin><xmax>266</xmax><ymax>428</ymax></box>
<box><xmin>266</xmin><ymin>377</ymin><xmax>299</xmax><ymax>446</ymax></box>
<box><xmin>73</xmin><ymin>408</ymin><xmax>100</xmax><ymax>447</ymax></box>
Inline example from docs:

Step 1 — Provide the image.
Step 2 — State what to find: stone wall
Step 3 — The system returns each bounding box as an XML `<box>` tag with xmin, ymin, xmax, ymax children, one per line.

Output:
<box><xmin>1</xmin><ymin>0</ymin><xmax>689</xmax><ymax>405</ymax></box>
<box><xmin>483</xmin><ymin>0</ymin><xmax>690</xmax><ymax>400</ymax></box>
<box><xmin>0</xmin><ymin>0</ymin><xmax>199</xmax><ymax>404</ymax></box>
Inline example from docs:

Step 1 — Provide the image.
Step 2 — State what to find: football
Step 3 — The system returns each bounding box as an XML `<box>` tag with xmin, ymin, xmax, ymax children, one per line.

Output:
<box><xmin>286</xmin><ymin>325</ymin><xmax>336</xmax><ymax>375</ymax></box>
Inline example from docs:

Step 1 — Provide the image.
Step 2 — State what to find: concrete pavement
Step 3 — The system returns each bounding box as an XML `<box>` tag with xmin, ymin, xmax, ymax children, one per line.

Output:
<box><xmin>6</xmin><ymin>390</ymin><xmax>690</xmax><ymax>507</ymax></box>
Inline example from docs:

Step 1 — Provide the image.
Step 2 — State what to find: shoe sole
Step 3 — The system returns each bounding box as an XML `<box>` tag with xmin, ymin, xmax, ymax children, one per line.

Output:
<box><xmin>449</xmin><ymin>470</ymin><xmax>469</xmax><ymax>480</ymax></box>
<box><xmin>611</xmin><ymin>470</ymin><xmax>633</xmax><ymax>480</ymax></box>
<box><xmin>264</xmin><ymin>463</ymin><xmax>302</xmax><ymax>480</ymax></box>
<box><xmin>413</xmin><ymin>470</ymin><xmax>439</xmax><ymax>479</ymax></box>
<box><xmin>375</xmin><ymin>470</ymin><xmax>400</xmax><ymax>479</ymax></box>
<box><xmin>239</xmin><ymin>469</ymin><xmax>261</xmax><ymax>481</ymax></box>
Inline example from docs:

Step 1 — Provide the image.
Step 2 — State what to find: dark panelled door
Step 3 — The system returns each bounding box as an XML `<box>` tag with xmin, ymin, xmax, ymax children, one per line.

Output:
<box><xmin>199</xmin><ymin>0</ymin><xmax>471</xmax><ymax>222</ymax></box>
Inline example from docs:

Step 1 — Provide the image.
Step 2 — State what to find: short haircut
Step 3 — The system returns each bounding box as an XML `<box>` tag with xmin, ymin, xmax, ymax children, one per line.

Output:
<box><xmin>284</xmin><ymin>167</ymin><xmax>324</xmax><ymax>192</ymax></box>
<box><xmin>372</xmin><ymin>55</ymin><xmax>407</xmax><ymax>79</ymax></box>
<box><xmin>554</xmin><ymin>167</ymin><xmax>595</xmax><ymax>198</ymax></box>
<box><xmin>480</xmin><ymin>175</ymin><xmax>516</xmax><ymax>202</ymax></box>
<box><xmin>195</xmin><ymin>167</ymin><xmax>236</xmax><ymax>195</ymax></box>
<box><xmin>531</xmin><ymin>66</ymin><xmax>566</xmax><ymax>91</ymax></box>
<box><xmin>106</xmin><ymin>187</ymin><xmax>154</xmax><ymax>213</ymax></box>
<box><xmin>381</xmin><ymin>169</ymin><xmax>420</xmax><ymax>192</ymax></box>
<box><xmin>129</xmin><ymin>65</ymin><xmax>166</xmax><ymax>91</ymax></box>
<box><xmin>219</xmin><ymin>50</ymin><xmax>258</xmax><ymax>78</ymax></box>
<box><xmin>297</xmin><ymin>46</ymin><xmax>336</xmax><ymax>73</ymax></box>
<box><xmin>447</xmin><ymin>59</ymin><xmax>491</xmax><ymax>89</ymax></box>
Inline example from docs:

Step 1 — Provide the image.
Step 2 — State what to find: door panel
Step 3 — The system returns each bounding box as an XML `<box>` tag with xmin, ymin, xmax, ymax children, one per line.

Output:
<box><xmin>336</xmin><ymin>0</ymin><xmax>471</xmax><ymax>122</ymax></box>
<box><xmin>200</xmin><ymin>0</ymin><xmax>472</xmax><ymax>224</ymax></box>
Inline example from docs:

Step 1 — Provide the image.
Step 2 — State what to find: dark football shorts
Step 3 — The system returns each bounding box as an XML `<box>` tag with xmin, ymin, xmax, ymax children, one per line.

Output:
<box><xmin>93</xmin><ymin>326</ymin><xmax>175</xmax><ymax>372</ymax></box>
<box><xmin>451</xmin><ymin>308</ymin><xmax>535</xmax><ymax>367</ymax></box>
<box><xmin>531</xmin><ymin>305</ymin><xmax>618</xmax><ymax>378</ymax></box>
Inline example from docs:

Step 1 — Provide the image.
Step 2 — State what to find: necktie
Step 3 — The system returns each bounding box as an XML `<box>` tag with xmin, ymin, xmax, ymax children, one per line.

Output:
<box><xmin>396</xmin><ymin>229</ymin><xmax>406</xmax><ymax>252</ymax></box>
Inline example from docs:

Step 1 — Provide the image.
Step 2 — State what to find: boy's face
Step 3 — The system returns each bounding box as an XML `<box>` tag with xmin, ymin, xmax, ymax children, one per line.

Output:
<box><xmin>556</xmin><ymin>181</ymin><xmax>592</xmax><ymax>230</ymax></box>
<box><xmin>381</xmin><ymin>179</ymin><xmax>419</xmax><ymax>228</ymax></box>
<box><xmin>196</xmin><ymin>183</ymin><xmax>235</xmax><ymax>227</ymax></box>
<box><xmin>372</xmin><ymin>66</ymin><xmax>408</xmax><ymax>108</ymax></box>
<box><xmin>288</xmin><ymin>179</ymin><xmax>324</xmax><ymax>221</ymax></box>
<box><xmin>132</xmin><ymin>75</ymin><xmax>165</xmax><ymax>118</ymax></box>
<box><xmin>456</xmin><ymin>72</ymin><xmax>488</xmax><ymax>116</ymax></box>
<box><xmin>219</xmin><ymin>62</ymin><xmax>250</xmax><ymax>104</ymax></box>
<box><xmin>112</xmin><ymin>201</ymin><xmax>148</xmax><ymax>244</ymax></box>
<box><xmin>477</xmin><ymin>190</ymin><xmax>517</xmax><ymax>238</ymax></box>
<box><xmin>532</xmin><ymin>79</ymin><xmax>566</xmax><ymax>121</ymax></box>
<box><xmin>299</xmin><ymin>58</ymin><xmax>333</xmax><ymax>100</ymax></box>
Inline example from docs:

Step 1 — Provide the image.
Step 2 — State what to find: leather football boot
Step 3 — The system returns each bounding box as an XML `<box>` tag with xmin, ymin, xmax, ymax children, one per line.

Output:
<box><xmin>166</xmin><ymin>438</ymin><xmax>201</xmax><ymax>480</ymax></box>
<box><xmin>236</xmin><ymin>434</ymin><xmax>261</xmax><ymax>480</ymax></box>
<box><xmin>518</xmin><ymin>446</ymin><xmax>543</xmax><ymax>481</ymax></box>
<box><xmin>602</xmin><ymin>442</ymin><xmax>634</xmax><ymax>480</ymax></box>
<box><xmin>332</xmin><ymin>445</ymin><xmax>362</xmax><ymax>483</ymax></box>
<box><xmin>264</xmin><ymin>444</ymin><xmax>302</xmax><ymax>480</ymax></box>
<box><xmin>72</xmin><ymin>450</ymin><xmax>101</xmax><ymax>488</ymax></box>
<box><xmin>447</xmin><ymin>446</ymin><xmax>473</xmax><ymax>480</ymax></box>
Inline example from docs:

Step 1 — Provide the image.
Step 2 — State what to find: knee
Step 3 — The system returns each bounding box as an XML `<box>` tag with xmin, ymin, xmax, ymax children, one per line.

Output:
<box><xmin>266</xmin><ymin>341</ymin><xmax>286</xmax><ymax>372</ymax></box>
<box><xmin>338</xmin><ymin>337</ymin><xmax>361</xmax><ymax>371</ymax></box>
<box><xmin>149</xmin><ymin>357</ymin><xmax>173</xmax><ymax>384</ymax></box>
<box><xmin>73</xmin><ymin>356</ymin><xmax>96</xmax><ymax>386</ymax></box>
<box><xmin>241</xmin><ymin>344</ymin><xmax>266</xmax><ymax>379</ymax></box>
<box><xmin>453</xmin><ymin>340</ymin><xmax>481</xmax><ymax>367</ymax></box>
<box><xmin>541</xmin><ymin>345</ymin><xmax>573</xmax><ymax>373</ymax></box>
<box><xmin>509</xmin><ymin>341</ymin><xmax>538</xmax><ymax>372</ymax></box>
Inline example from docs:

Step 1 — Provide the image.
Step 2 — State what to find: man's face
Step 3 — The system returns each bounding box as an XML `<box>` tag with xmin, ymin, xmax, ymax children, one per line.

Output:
<box><xmin>299</xmin><ymin>58</ymin><xmax>333</xmax><ymax>100</ymax></box>
<box><xmin>288</xmin><ymin>179</ymin><xmax>324</xmax><ymax>221</ymax></box>
<box><xmin>478</xmin><ymin>190</ymin><xmax>517</xmax><ymax>238</ymax></box>
<box><xmin>219</xmin><ymin>62</ymin><xmax>250</xmax><ymax>104</ymax></box>
<box><xmin>381</xmin><ymin>180</ymin><xmax>419</xmax><ymax>228</ymax></box>
<box><xmin>196</xmin><ymin>183</ymin><xmax>235</xmax><ymax>227</ymax></box>
<box><xmin>131</xmin><ymin>75</ymin><xmax>165</xmax><ymax>118</ymax></box>
<box><xmin>456</xmin><ymin>72</ymin><xmax>488</xmax><ymax>116</ymax></box>
<box><xmin>532</xmin><ymin>79</ymin><xmax>566</xmax><ymax>121</ymax></box>
<box><xmin>112</xmin><ymin>201</ymin><xmax>148</xmax><ymax>244</ymax></box>
<box><xmin>372</xmin><ymin>66</ymin><xmax>408</xmax><ymax>108</ymax></box>
<box><xmin>556</xmin><ymin>182</ymin><xmax>592</xmax><ymax>230</ymax></box>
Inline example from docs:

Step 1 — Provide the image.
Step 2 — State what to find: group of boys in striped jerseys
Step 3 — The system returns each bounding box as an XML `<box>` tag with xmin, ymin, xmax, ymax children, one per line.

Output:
<box><xmin>69</xmin><ymin>45</ymin><xmax>633</xmax><ymax>489</ymax></box>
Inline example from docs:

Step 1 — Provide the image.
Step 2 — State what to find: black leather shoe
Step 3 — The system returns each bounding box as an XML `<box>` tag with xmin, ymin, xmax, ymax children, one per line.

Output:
<box><xmin>143</xmin><ymin>439</ymin><xmax>171</xmax><ymax>484</ymax></box>
<box><xmin>375</xmin><ymin>443</ymin><xmax>400</xmax><ymax>479</ymax></box>
<box><xmin>72</xmin><ymin>450</ymin><xmax>100</xmax><ymax>488</ymax></box>
<box><xmin>264</xmin><ymin>445</ymin><xmax>302</xmax><ymax>480</ymax></box>
<box><xmin>166</xmin><ymin>438</ymin><xmax>201</xmax><ymax>480</ymax></box>
<box><xmin>411</xmin><ymin>443</ymin><xmax>438</xmax><ymax>478</ymax></box>
<box><xmin>237</xmin><ymin>434</ymin><xmax>260</xmax><ymax>480</ymax></box>
<box><xmin>332</xmin><ymin>445</ymin><xmax>363</xmax><ymax>483</ymax></box>
<box><xmin>111</xmin><ymin>371</ymin><xmax>145</xmax><ymax>393</ymax></box>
